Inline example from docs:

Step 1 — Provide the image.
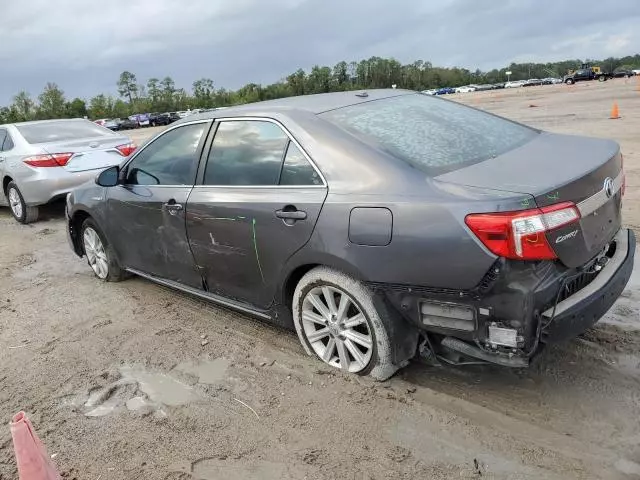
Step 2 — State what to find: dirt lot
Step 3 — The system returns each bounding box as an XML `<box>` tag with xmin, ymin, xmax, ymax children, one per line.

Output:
<box><xmin>1</xmin><ymin>79</ymin><xmax>640</xmax><ymax>480</ymax></box>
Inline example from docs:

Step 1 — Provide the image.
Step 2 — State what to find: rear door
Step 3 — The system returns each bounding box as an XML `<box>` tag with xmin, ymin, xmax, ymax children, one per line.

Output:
<box><xmin>186</xmin><ymin>118</ymin><xmax>327</xmax><ymax>309</ymax></box>
<box><xmin>105</xmin><ymin>120</ymin><xmax>211</xmax><ymax>288</ymax></box>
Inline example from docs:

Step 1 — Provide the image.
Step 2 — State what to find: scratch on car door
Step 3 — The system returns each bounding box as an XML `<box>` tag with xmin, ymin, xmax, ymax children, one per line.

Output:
<box><xmin>252</xmin><ymin>218</ymin><xmax>265</xmax><ymax>284</ymax></box>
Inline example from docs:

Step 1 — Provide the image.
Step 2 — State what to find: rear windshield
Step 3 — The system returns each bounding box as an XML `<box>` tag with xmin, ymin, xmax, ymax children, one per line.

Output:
<box><xmin>320</xmin><ymin>93</ymin><xmax>538</xmax><ymax>175</ymax></box>
<box><xmin>16</xmin><ymin>120</ymin><xmax>112</xmax><ymax>144</ymax></box>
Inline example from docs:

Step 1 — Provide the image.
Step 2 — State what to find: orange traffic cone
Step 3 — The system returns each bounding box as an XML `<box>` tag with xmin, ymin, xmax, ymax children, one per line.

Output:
<box><xmin>610</xmin><ymin>102</ymin><xmax>620</xmax><ymax>119</ymax></box>
<box><xmin>10</xmin><ymin>412</ymin><xmax>61</xmax><ymax>480</ymax></box>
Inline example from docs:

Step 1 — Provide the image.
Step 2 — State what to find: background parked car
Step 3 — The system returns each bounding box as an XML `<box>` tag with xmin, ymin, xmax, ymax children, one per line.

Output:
<box><xmin>0</xmin><ymin>118</ymin><xmax>135</xmax><ymax>223</ymax></box>
<box><xmin>522</xmin><ymin>79</ymin><xmax>543</xmax><ymax>87</ymax></box>
<box><xmin>104</xmin><ymin>119</ymin><xmax>122</xmax><ymax>131</ymax></box>
<box><xmin>455</xmin><ymin>86</ymin><xmax>476</xmax><ymax>93</ymax></box>
<box><xmin>117</xmin><ymin>118</ymin><xmax>139</xmax><ymax>130</ymax></box>
<box><xmin>435</xmin><ymin>87</ymin><xmax>455</xmax><ymax>95</ymax></box>
<box><xmin>129</xmin><ymin>114</ymin><xmax>150</xmax><ymax>127</ymax></box>
<box><xmin>612</xmin><ymin>69</ymin><xmax>634</xmax><ymax>78</ymax></box>
<box><xmin>150</xmin><ymin>112</ymin><xmax>180</xmax><ymax>126</ymax></box>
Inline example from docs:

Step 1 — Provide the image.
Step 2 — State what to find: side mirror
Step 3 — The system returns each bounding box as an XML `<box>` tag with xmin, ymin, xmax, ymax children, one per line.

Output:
<box><xmin>96</xmin><ymin>165</ymin><xmax>120</xmax><ymax>187</ymax></box>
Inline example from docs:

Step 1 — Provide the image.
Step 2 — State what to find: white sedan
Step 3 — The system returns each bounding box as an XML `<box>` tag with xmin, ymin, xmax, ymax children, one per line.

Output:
<box><xmin>455</xmin><ymin>86</ymin><xmax>476</xmax><ymax>93</ymax></box>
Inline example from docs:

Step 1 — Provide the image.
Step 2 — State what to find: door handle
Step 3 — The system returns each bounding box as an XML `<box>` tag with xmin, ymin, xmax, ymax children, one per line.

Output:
<box><xmin>275</xmin><ymin>209</ymin><xmax>307</xmax><ymax>220</ymax></box>
<box><xmin>0</xmin><ymin>156</ymin><xmax>5</xmax><ymax>162</ymax></box>
<box><xmin>163</xmin><ymin>201</ymin><xmax>183</xmax><ymax>214</ymax></box>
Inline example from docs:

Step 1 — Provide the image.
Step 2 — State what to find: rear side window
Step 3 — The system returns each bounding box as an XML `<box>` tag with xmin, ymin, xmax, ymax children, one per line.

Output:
<box><xmin>320</xmin><ymin>93</ymin><xmax>538</xmax><ymax>175</ymax></box>
<box><xmin>16</xmin><ymin>120</ymin><xmax>113</xmax><ymax>144</ymax></box>
<box><xmin>279</xmin><ymin>143</ymin><xmax>323</xmax><ymax>186</ymax></box>
<box><xmin>0</xmin><ymin>130</ymin><xmax>6</xmax><ymax>151</ymax></box>
<box><xmin>204</xmin><ymin>120</ymin><xmax>289</xmax><ymax>186</ymax></box>
<box><xmin>3</xmin><ymin>133</ymin><xmax>14</xmax><ymax>151</ymax></box>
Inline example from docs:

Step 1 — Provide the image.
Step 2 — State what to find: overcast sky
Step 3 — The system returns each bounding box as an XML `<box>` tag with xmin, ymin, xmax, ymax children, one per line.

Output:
<box><xmin>1</xmin><ymin>0</ymin><xmax>639</xmax><ymax>104</ymax></box>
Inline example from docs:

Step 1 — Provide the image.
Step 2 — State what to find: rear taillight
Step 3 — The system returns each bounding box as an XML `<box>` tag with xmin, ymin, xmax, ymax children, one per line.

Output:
<box><xmin>23</xmin><ymin>153</ymin><xmax>73</xmax><ymax>168</ymax></box>
<box><xmin>465</xmin><ymin>202</ymin><xmax>581</xmax><ymax>260</ymax></box>
<box><xmin>116</xmin><ymin>143</ymin><xmax>137</xmax><ymax>156</ymax></box>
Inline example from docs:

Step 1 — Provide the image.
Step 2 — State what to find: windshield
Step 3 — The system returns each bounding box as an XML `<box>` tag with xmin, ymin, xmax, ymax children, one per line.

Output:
<box><xmin>17</xmin><ymin>120</ymin><xmax>113</xmax><ymax>144</ymax></box>
<box><xmin>320</xmin><ymin>93</ymin><xmax>538</xmax><ymax>175</ymax></box>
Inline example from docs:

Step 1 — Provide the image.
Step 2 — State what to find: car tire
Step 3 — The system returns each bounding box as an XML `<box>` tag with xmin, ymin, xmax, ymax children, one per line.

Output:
<box><xmin>293</xmin><ymin>266</ymin><xmax>400</xmax><ymax>381</ymax></box>
<box><xmin>6</xmin><ymin>181</ymin><xmax>39</xmax><ymax>224</ymax></box>
<box><xmin>81</xmin><ymin>218</ymin><xmax>126</xmax><ymax>282</ymax></box>
<box><xmin>565</xmin><ymin>78</ymin><xmax>574</xmax><ymax>85</ymax></box>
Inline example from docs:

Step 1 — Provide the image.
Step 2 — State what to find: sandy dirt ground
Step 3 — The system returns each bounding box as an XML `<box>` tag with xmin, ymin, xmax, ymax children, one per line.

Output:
<box><xmin>1</xmin><ymin>79</ymin><xmax>640</xmax><ymax>480</ymax></box>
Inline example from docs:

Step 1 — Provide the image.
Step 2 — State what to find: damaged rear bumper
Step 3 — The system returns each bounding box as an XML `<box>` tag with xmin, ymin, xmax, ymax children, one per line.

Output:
<box><xmin>371</xmin><ymin>228</ymin><xmax>635</xmax><ymax>367</ymax></box>
<box><xmin>541</xmin><ymin>228</ymin><xmax>635</xmax><ymax>343</ymax></box>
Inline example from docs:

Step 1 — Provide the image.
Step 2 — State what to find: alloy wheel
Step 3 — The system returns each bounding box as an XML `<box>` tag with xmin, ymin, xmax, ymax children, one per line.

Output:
<box><xmin>301</xmin><ymin>286</ymin><xmax>373</xmax><ymax>373</ymax></box>
<box><xmin>83</xmin><ymin>227</ymin><xmax>109</xmax><ymax>279</ymax></box>
<box><xmin>8</xmin><ymin>187</ymin><xmax>23</xmax><ymax>219</ymax></box>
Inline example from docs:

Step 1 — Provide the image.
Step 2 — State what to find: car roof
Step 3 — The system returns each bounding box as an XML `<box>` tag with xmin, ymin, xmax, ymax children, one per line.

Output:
<box><xmin>176</xmin><ymin>89</ymin><xmax>413</xmax><ymax>124</ymax></box>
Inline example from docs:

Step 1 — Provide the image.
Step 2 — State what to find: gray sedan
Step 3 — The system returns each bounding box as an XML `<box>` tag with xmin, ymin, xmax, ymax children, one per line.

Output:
<box><xmin>65</xmin><ymin>89</ymin><xmax>634</xmax><ymax>379</ymax></box>
<box><xmin>0</xmin><ymin>119</ymin><xmax>135</xmax><ymax>223</ymax></box>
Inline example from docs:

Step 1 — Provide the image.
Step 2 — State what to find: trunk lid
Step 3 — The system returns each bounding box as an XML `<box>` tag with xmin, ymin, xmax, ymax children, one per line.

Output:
<box><xmin>41</xmin><ymin>135</ymin><xmax>131</xmax><ymax>173</ymax></box>
<box><xmin>437</xmin><ymin>132</ymin><xmax>623</xmax><ymax>268</ymax></box>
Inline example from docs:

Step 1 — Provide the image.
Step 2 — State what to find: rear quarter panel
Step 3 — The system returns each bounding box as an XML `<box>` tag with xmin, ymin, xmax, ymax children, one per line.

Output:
<box><xmin>283</xmin><ymin>186</ymin><xmax>534</xmax><ymax>293</ymax></box>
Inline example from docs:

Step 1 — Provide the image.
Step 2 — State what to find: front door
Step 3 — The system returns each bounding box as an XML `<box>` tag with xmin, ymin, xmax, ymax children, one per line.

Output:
<box><xmin>186</xmin><ymin>119</ymin><xmax>327</xmax><ymax>309</ymax></box>
<box><xmin>106</xmin><ymin>121</ymin><xmax>211</xmax><ymax>288</ymax></box>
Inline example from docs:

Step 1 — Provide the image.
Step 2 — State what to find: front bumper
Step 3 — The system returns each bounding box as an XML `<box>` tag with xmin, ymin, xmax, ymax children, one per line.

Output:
<box><xmin>541</xmin><ymin>228</ymin><xmax>635</xmax><ymax>343</ymax></box>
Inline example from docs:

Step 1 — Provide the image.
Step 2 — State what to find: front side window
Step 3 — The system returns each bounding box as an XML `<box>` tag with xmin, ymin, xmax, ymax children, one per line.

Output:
<box><xmin>126</xmin><ymin>123</ymin><xmax>207</xmax><ymax>186</ymax></box>
<box><xmin>0</xmin><ymin>130</ymin><xmax>6</xmax><ymax>151</ymax></box>
<box><xmin>204</xmin><ymin>120</ymin><xmax>289</xmax><ymax>186</ymax></box>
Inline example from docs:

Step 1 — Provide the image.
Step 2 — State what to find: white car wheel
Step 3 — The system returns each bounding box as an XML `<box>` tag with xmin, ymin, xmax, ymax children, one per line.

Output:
<box><xmin>6</xmin><ymin>182</ymin><xmax>38</xmax><ymax>224</ymax></box>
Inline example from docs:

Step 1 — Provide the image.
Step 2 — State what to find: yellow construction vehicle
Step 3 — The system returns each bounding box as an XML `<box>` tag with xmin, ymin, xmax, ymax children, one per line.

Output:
<box><xmin>564</xmin><ymin>63</ymin><xmax>611</xmax><ymax>84</ymax></box>
<box><xmin>567</xmin><ymin>64</ymin><xmax>602</xmax><ymax>75</ymax></box>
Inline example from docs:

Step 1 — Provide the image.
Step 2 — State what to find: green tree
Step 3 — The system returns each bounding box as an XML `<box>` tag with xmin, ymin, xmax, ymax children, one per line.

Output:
<box><xmin>89</xmin><ymin>94</ymin><xmax>111</xmax><ymax>119</ymax></box>
<box><xmin>332</xmin><ymin>61</ymin><xmax>349</xmax><ymax>89</ymax></box>
<box><xmin>147</xmin><ymin>78</ymin><xmax>161</xmax><ymax>109</ymax></box>
<box><xmin>160</xmin><ymin>76</ymin><xmax>176</xmax><ymax>109</ymax></box>
<box><xmin>286</xmin><ymin>69</ymin><xmax>306</xmax><ymax>96</ymax></box>
<box><xmin>117</xmin><ymin>71</ymin><xmax>138</xmax><ymax>103</ymax></box>
<box><xmin>37</xmin><ymin>82</ymin><xmax>66</xmax><ymax>119</ymax></box>
<box><xmin>66</xmin><ymin>98</ymin><xmax>87</xmax><ymax>118</ymax></box>
<box><xmin>193</xmin><ymin>78</ymin><xmax>215</xmax><ymax>107</ymax></box>
<box><xmin>11</xmin><ymin>91</ymin><xmax>36</xmax><ymax>121</ymax></box>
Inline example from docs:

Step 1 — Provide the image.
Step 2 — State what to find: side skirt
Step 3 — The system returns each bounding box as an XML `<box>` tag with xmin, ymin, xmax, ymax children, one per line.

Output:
<box><xmin>126</xmin><ymin>267</ymin><xmax>272</xmax><ymax>321</ymax></box>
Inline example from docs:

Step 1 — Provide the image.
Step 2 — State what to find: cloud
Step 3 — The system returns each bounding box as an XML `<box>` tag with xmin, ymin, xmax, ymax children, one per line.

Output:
<box><xmin>1</xmin><ymin>0</ymin><xmax>639</xmax><ymax>103</ymax></box>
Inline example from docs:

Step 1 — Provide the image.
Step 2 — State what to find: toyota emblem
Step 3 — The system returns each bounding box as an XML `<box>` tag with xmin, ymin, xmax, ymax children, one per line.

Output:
<box><xmin>89</xmin><ymin>141</ymin><xmax>99</xmax><ymax>149</ymax></box>
<box><xmin>603</xmin><ymin>177</ymin><xmax>614</xmax><ymax>198</ymax></box>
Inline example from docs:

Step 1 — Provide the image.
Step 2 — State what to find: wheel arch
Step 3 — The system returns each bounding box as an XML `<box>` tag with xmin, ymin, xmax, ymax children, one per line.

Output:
<box><xmin>70</xmin><ymin>209</ymin><xmax>92</xmax><ymax>256</ymax></box>
<box><xmin>2</xmin><ymin>175</ymin><xmax>13</xmax><ymax>195</ymax></box>
<box><xmin>277</xmin><ymin>254</ymin><xmax>366</xmax><ymax>309</ymax></box>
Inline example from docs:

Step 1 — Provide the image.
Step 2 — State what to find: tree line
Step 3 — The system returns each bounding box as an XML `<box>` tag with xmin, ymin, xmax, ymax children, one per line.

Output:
<box><xmin>1</xmin><ymin>54</ymin><xmax>639</xmax><ymax>123</ymax></box>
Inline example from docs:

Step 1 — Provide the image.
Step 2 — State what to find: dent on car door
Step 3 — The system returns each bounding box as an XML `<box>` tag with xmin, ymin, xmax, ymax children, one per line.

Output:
<box><xmin>186</xmin><ymin>119</ymin><xmax>327</xmax><ymax>310</ymax></box>
<box><xmin>106</xmin><ymin>121</ymin><xmax>210</xmax><ymax>288</ymax></box>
